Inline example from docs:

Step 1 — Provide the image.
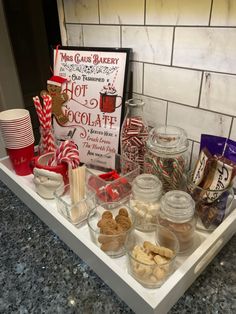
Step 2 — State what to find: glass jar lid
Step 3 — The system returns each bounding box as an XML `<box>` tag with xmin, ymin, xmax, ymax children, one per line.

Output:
<box><xmin>132</xmin><ymin>174</ymin><xmax>163</xmax><ymax>201</ymax></box>
<box><xmin>146</xmin><ymin>125</ymin><xmax>189</xmax><ymax>155</ymax></box>
<box><xmin>160</xmin><ymin>190</ymin><xmax>195</xmax><ymax>223</ymax></box>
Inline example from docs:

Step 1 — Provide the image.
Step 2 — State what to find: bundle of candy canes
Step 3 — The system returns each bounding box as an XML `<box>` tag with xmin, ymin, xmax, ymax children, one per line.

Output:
<box><xmin>121</xmin><ymin>116</ymin><xmax>149</xmax><ymax>171</ymax></box>
<box><xmin>144</xmin><ymin>152</ymin><xmax>185</xmax><ymax>192</ymax></box>
<box><xmin>33</xmin><ymin>94</ymin><xmax>56</xmax><ymax>153</ymax></box>
<box><xmin>47</xmin><ymin>140</ymin><xmax>80</xmax><ymax>169</ymax></box>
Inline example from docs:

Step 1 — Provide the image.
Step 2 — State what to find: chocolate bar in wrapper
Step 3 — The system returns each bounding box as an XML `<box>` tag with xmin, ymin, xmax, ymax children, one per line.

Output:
<box><xmin>200</xmin><ymin>134</ymin><xmax>236</xmax><ymax>163</ymax></box>
<box><xmin>200</xmin><ymin>134</ymin><xmax>226</xmax><ymax>156</ymax></box>
<box><xmin>225</xmin><ymin>139</ymin><xmax>236</xmax><ymax>163</ymax></box>
<box><xmin>197</xmin><ymin>191</ymin><xmax>229</xmax><ymax>229</ymax></box>
<box><xmin>190</xmin><ymin>134</ymin><xmax>236</xmax><ymax>229</ymax></box>
<box><xmin>201</xmin><ymin>156</ymin><xmax>235</xmax><ymax>203</ymax></box>
<box><xmin>192</xmin><ymin>148</ymin><xmax>211</xmax><ymax>187</ymax></box>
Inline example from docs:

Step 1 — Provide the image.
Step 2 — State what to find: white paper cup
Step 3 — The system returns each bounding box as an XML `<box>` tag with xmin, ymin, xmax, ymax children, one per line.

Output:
<box><xmin>0</xmin><ymin>109</ymin><xmax>29</xmax><ymax>122</ymax></box>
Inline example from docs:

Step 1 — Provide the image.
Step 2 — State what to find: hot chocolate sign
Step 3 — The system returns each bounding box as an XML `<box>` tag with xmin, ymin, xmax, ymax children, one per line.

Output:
<box><xmin>52</xmin><ymin>47</ymin><xmax>130</xmax><ymax>165</ymax></box>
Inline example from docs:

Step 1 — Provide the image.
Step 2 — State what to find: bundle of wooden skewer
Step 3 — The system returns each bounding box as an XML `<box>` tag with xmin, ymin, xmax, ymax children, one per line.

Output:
<box><xmin>49</xmin><ymin>139</ymin><xmax>88</xmax><ymax>223</ymax></box>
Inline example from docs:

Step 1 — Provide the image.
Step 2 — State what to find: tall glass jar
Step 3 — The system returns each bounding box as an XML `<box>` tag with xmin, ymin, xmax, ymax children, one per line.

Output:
<box><xmin>144</xmin><ymin>125</ymin><xmax>189</xmax><ymax>192</ymax></box>
<box><xmin>158</xmin><ymin>190</ymin><xmax>196</xmax><ymax>254</ymax></box>
<box><xmin>129</xmin><ymin>174</ymin><xmax>163</xmax><ymax>231</ymax></box>
<box><xmin>120</xmin><ymin>98</ymin><xmax>149</xmax><ymax>173</ymax></box>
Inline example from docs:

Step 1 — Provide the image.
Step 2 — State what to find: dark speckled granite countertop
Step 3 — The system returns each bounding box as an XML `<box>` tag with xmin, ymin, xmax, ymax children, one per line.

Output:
<box><xmin>0</xmin><ymin>179</ymin><xmax>236</xmax><ymax>314</ymax></box>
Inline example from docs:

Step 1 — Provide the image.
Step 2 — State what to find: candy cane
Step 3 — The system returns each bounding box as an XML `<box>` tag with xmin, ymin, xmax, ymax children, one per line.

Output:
<box><xmin>48</xmin><ymin>140</ymin><xmax>80</xmax><ymax>169</ymax></box>
<box><xmin>33</xmin><ymin>94</ymin><xmax>56</xmax><ymax>154</ymax></box>
<box><xmin>33</xmin><ymin>96</ymin><xmax>44</xmax><ymax>127</ymax></box>
<box><xmin>42</xmin><ymin>95</ymin><xmax>52</xmax><ymax>128</ymax></box>
<box><xmin>112</xmin><ymin>69</ymin><xmax>118</xmax><ymax>87</ymax></box>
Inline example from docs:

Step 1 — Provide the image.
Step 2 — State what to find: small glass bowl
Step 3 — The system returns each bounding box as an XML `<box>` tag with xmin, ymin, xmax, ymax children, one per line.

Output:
<box><xmin>187</xmin><ymin>173</ymin><xmax>234</xmax><ymax>231</ymax></box>
<box><xmin>86</xmin><ymin>153</ymin><xmax>140</xmax><ymax>204</ymax></box>
<box><xmin>125</xmin><ymin>224</ymin><xmax>179</xmax><ymax>289</ymax></box>
<box><xmin>87</xmin><ymin>202</ymin><xmax>134</xmax><ymax>258</ymax></box>
<box><xmin>54</xmin><ymin>184</ymin><xmax>96</xmax><ymax>227</ymax></box>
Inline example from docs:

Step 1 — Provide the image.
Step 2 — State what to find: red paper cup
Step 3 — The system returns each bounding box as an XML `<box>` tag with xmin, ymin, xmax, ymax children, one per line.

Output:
<box><xmin>5</xmin><ymin>139</ymin><xmax>34</xmax><ymax>149</ymax></box>
<box><xmin>6</xmin><ymin>143</ymin><xmax>34</xmax><ymax>176</ymax></box>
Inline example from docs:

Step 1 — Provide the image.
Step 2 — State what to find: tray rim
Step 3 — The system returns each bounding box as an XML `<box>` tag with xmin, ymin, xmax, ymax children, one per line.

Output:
<box><xmin>0</xmin><ymin>156</ymin><xmax>236</xmax><ymax>314</ymax></box>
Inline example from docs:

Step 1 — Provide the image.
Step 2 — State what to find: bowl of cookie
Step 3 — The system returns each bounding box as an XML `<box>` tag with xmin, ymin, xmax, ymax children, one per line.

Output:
<box><xmin>87</xmin><ymin>202</ymin><xmax>134</xmax><ymax>258</ymax></box>
<box><xmin>125</xmin><ymin>224</ymin><xmax>179</xmax><ymax>288</ymax></box>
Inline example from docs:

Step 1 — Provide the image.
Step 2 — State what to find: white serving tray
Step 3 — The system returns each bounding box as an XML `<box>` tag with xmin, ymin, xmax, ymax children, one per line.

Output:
<box><xmin>1</xmin><ymin>156</ymin><xmax>236</xmax><ymax>314</ymax></box>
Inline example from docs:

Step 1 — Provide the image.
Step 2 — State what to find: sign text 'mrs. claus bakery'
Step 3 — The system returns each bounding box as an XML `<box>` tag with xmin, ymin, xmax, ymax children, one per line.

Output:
<box><xmin>60</xmin><ymin>52</ymin><xmax>120</xmax><ymax>65</ymax></box>
<box><xmin>52</xmin><ymin>47</ymin><xmax>130</xmax><ymax>166</ymax></box>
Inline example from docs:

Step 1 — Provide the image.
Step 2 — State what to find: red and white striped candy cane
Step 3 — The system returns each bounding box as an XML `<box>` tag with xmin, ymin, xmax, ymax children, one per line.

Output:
<box><xmin>48</xmin><ymin>140</ymin><xmax>79</xmax><ymax>169</ymax></box>
<box><xmin>33</xmin><ymin>96</ymin><xmax>45</xmax><ymax>127</ymax></box>
<box><xmin>42</xmin><ymin>95</ymin><xmax>52</xmax><ymax>128</ymax></box>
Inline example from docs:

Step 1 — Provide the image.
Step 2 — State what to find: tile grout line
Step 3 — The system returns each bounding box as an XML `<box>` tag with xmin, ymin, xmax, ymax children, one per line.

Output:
<box><xmin>208</xmin><ymin>0</ymin><xmax>214</xmax><ymax>26</ymax></box>
<box><xmin>197</xmin><ymin>71</ymin><xmax>204</xmax><ymax>108</ymax></box>
<box><xmin>134</xmin><ymin>91</ymin><xmax>236</xmax><ymax>118</ymax></box>
<box><xmin>98</xmin><ymin>0</ymin><xmax>101</xmax><ymax>24</ymax></box>
<box><xmin>170</xmin><ymin>27</ymin><xmax>176</xmax><ymax>66</ymax></box>
<box><xmin>189</xmin><ymin>140</ymin><xmax>195</xmax><ymax>171</ymax></box>
<box><xmin>228</xmin><ymin>117</ymin><xmax>234</xmax><ymax>139</ymax></box>
<box><xmin>66</xmin><ymin>22</ymin><xmax>236</xmax><ymax>29</ymax></box>
<box><xmin>81</xmin><ymin>25</ymin><xmax>84</xmax><ymax>46</ymax></box>
<box><xmin>142</xmin><ymin>62</ymin><xmax>145</xmax><ymax>94</ymax></box>
<box><xmin>165</xmin><ymin>101</ymin><xmax>169</xmax><ymax>126</ymax></box>
<box><xmin>127</xmin><ymin>60</ymin><xmax>236</xmax><ymax>78</ymax></box>
<box><xmin>144</xmin><ymin>0</ymin><xmax>146</xmax><ymax>25</ymax></box>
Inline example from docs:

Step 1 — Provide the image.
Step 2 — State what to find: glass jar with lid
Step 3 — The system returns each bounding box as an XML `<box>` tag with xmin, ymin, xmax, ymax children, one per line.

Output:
<box><xmin>144</xmin><ymin>125</ymin><xmax>189</xmax><ymax>192</ymax></box>
<box><xmin>158</xmin><ymin>190</ymin><xmax>196</xmax><ymax>254</ymax></box>
<box><xmin>129</xmin><ymin>174</ymin><xmax>163</xmax><ymax>231</ymax></box>
<box><xmin>120</xmin><ymin>98</ymin><xmax>149</xmax><ymax>173</ymax></box>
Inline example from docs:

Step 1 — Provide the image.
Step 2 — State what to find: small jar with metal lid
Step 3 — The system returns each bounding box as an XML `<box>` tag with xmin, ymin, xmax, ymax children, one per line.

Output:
<box><xmin>130</xmin><ymin>174</ymin><xmax>163</xmax><ymax>231</ymax></box>
<box><xmin>144</xmin><ymin>125</ymin><xmax>189</xmax><ymax>192</ymax></box>
<box><xmin>158</xmin><ymin>190</ymin><xmax>196</xmax><ymax>254</ymax></box>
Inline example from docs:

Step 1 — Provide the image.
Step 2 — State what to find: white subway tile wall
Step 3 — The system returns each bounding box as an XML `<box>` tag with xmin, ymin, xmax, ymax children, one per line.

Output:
<box><xmin>200</xmin><ymin>72</ymin><xmax>236</xmax><ymax>116</ymax></box>
<box><xmin>64</xmin><ymin>0</ymin><xmax>99</xmax><ymax>24</ymax></box>
<box><xmin>99</xmin><ymin>0</ymin><xmax>145</xmax><ymax>25</ymax></box>
<box><xmin>144</xmin><ymin>64</ymin><xmax>202</xmax><ymax>106</ymax></box>
<box><xmin>173</xmin><ymin>27</ymin><xmax>236</xmax><ymax>74</ymax></box>
<box><xmin>133</xmin><ymin>93</ymin><xmax>167</xmax><ymax>127</ymax></box>
<box><xmin>130</xmin><ymin>62</ymin><xmax>143</xmax><ymax>94</ymax></box>
<box><xmin>58</xmin><ymin>0</ymin><xmax>236</xmax><ymax>165</ymax></box>
<box><xmin>167</xmin><ymin>102</ymin><xmax>232</xmax><ymax>142</ymax></box>
<box><xmin>67</xmin><ymin>24</ymin><xmax>83</xmax><ymax>46</ymax></box>
<box><xmin>211</xmin><ymin>0</ymin><xmax>236</xmax><ymax>26</ymax></box>
<box><xmin>83</xmin><ymin>25</ymin><xmax>120</xmax><ymax>48</ymax></box>
<box><xmin>146</xmin><ymin>0</ymin><xmax>212</xmax><ymax>26</ymax></box>
<box><xmin>122</xmin><ymin>26</ymin><xmax>173</xmax><ymax>64</ymax></box>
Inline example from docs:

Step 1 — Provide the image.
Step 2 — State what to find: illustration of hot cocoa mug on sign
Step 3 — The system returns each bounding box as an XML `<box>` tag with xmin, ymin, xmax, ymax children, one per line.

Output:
<box><xmin>99</xmin><ymin>83</ymin><xmax>122</xmax><ymax>113</ymax></box>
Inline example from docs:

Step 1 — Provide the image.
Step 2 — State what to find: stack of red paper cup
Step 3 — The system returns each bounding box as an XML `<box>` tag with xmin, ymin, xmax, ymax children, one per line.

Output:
<box><xmin>0</xmin><ymin>108</ymin><xmax>35</xmax><ymax>175</ymax></box>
